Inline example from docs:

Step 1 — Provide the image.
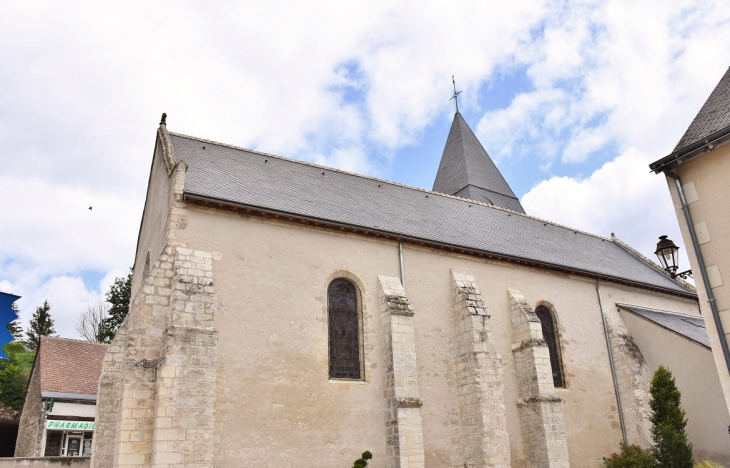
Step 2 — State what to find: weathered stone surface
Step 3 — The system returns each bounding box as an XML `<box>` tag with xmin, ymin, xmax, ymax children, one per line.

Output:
<box><xmin>379</xmin><ymin>276</ymin><xmax>426</xmax><ymax>468</ymax></box>
<box><xmin>449</xmin><ymin>270</ymin><xmax>511</xmax><ymax>468</ymax></box>
<box><xmin>508</xmin><ymin>288</ymin><xmax>569</xmax><ymax>468</ymax></box>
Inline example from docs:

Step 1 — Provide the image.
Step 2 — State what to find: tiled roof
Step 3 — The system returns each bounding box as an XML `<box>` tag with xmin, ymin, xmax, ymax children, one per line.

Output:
<box><xmin>674</xmin><ymin>67</ymin><xmax>730</xmax><ymax>152</ymax></box>
<box><xmin>170</xmin><ymin>132</ymin><xmax>694</xmax><ymax>296</ymax></box>
<box><xmin>39</xmin><ymin>337</ymin><xmax>107</xmax><ymax>396</ymax></box>
<box><xmin>432</xmin><ymin>113</ymin><xmax>524</xmax><ymax>213</ymax></box>
<box><xmin>617</xmin><ymin>303</ymin><xmax>709</xmax><ymax>348</ymax></box>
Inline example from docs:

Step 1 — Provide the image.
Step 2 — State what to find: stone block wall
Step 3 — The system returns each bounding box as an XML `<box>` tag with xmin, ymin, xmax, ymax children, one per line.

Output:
<box><xmin>378</xmin><ymin>276</ymin><xmax>426</xmax><ymax>468</ymax></box>
<box><xmin>508</xmin><ymin>288</ymin><xmax>569</xmax><ymax>468</ymax></box>
<box><xmin>15</xmin><ymin>352</ymin><xmax>43</xmax><ymax>457</ymax></box>
<box><xmin>449</xmin><ymin>271</ymin><xmax>510</xmax><ymax>468</ymax></box>
<box><xmin>91</xmin><ymin>245</ymin><xmax>223</xmax><ymax>468</ymax></box>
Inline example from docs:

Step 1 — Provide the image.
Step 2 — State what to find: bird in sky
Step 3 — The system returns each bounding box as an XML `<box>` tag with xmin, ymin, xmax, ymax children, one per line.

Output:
<box><xmin>88</xmin><ymin>207</ymin><xmax>92</xmax><ymax>211</ymax></box>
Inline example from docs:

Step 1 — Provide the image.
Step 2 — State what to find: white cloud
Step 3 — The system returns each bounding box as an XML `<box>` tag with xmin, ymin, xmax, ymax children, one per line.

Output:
<box><xmin>2</xmin><ymin>0</ymin><xmax>728</xmax><ymax>340</ymax></box>
<box><xmin>521</xmin><ymin>147</ymin><xmax>689</xmax><ymax>270</ymax></box>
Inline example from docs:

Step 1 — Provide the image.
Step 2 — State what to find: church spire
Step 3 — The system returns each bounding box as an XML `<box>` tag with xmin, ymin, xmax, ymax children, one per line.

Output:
<box><xmin>432</xmin><ymin>111</ymin><xmax>525</xmax><ymax>213</ymax></box>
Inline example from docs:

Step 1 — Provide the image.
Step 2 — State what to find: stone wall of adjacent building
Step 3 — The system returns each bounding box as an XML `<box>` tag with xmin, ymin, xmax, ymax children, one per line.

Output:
<box><xmin>15</xmin><ymin>353</ymin><xmax>43</xmax><ymax>457</ymax></box>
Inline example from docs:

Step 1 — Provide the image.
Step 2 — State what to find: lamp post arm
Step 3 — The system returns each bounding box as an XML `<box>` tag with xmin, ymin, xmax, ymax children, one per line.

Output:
<box><xmin>666</xmin><ymin>171</ymin><xmax>730</xmax><ymax>381</ymax></box>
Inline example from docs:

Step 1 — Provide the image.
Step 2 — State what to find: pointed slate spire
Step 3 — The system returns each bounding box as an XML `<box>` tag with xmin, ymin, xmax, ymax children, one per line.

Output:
<box><xmin>432</xmin><ymin>112</ymin><xmax>525</xmax><ymax>213</ymax></box>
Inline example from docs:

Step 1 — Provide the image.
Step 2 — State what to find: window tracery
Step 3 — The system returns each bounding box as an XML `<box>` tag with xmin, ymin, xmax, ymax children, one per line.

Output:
<box><xmin>328</xmin><ymin>278</ymin><xmax>361</xmax><ymax>379</ymax></box>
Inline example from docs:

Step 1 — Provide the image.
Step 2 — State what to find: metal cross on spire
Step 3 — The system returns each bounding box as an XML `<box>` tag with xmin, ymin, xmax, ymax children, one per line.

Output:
<box><xmin>449</xmin><ymin>75</ymin><xmax>462</xmax><ymax>113</ymax></box>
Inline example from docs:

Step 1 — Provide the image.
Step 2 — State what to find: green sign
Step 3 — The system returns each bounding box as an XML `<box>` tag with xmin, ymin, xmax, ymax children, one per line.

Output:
<box><xmin>46</xmin><ymin>420</ymin><xmax>95</xmax><ymax>431</ymax></box>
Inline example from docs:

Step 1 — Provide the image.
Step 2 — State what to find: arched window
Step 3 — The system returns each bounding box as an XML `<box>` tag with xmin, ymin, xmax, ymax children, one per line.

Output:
<box><xmin>535</xmin><ymin>305</ymin><xmax>564</xmax><ymax>388</ymax></box>
<box><xmin>328</xmin><ymin>279</ymin><xmax>361</xmax><ymax>379</ymax></box>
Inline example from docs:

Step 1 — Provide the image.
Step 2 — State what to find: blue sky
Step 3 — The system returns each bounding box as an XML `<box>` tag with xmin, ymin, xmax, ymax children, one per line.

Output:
<box><xmin>1</xmin><ymin>0</ymin><xmax>728</xmax><ymax>339</ymax></box>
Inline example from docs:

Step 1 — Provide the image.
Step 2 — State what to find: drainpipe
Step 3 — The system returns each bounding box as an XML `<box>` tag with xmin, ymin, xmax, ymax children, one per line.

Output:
<box><xmin>399</xmin><ymin>242</ymin><xmax>405</xmax><ymax>290</ymax></box>
<box><xmin>596</xmin><ymin>278</ymin><xmax>628</xmax><ymax>445</ymax></box>
<box><xmin>666</xmin><ymin>171</ymin><xmax>730</xmax><ymax>379</ymax></box>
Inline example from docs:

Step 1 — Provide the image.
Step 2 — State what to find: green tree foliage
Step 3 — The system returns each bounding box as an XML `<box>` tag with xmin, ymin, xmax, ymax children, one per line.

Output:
<box><xmin>0</xmin><ymin>342</ymin><xmax>36</xmax><ymax>410</ymax></box>
<box><xmin>650</xmin><ymin>365</ymin><xmax>693</xmax><ymax>468</ymax></box>
<box><xmin>100</xmin><ymin>269</ymin><xmax>132</xmax><ymax>343</ymax></box>
<box><xmin>352</xmin><ymin>451</ymin><xmax>372</xmax><ymax>468</ymax></box>
<box><xmin>603</xmin><ymin>442</ymin><xmax>654</xmax><ymax>468</ymax></box>
<box><xmin>6</xmin><ymin>302</ymin><xmax>23</xmax><ymax>342</ymax></box>
<box><xmin>25</xmin><ymin>301</ymin><xmax>55</xmax><ymax>351</ymax></box>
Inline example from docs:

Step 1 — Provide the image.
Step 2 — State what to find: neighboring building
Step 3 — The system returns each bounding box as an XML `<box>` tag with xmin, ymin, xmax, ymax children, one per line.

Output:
<box><xmin>15</xmin><ymin>336</ymin><xmax>107</xmax><ymax>458</ymax></box>
<box><xmin>650</xmin><ymin>66</ymin><xmax>730</xmax><ymax>414</ymax></box>
<box><xmin>90</xmin><ymin>111</ymin><xmax>728</xmax><ymax>468</ymax></box>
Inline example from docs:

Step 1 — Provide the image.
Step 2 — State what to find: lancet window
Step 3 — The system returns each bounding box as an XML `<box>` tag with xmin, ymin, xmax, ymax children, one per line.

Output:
<box><xmin>328</xmin><ymin>278</ymin><xmax>361</xmax><ymax>379</ymax></box>
<box><xmin>535</xmin><ymin>305</ymin><xmax>564</xmax><ymax>388</ymax></box>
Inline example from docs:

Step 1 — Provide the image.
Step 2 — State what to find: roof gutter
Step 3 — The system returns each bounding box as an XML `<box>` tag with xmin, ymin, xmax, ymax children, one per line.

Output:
<box><xmin>184</xmin><ymin>192</ymin><xmax>696</xmax><ymax>300</ymax></box>
<box><xmin>665</xmin><ymin>171</ymin><xmax>730</xmax><ymax>380</ymax></box>
<box><xmin>650</xmin><ymin>124</ymin><xmax>730</xmax><ymax>173</ymax></box>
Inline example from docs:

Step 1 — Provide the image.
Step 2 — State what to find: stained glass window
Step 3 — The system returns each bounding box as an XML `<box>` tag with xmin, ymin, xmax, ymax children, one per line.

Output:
<box><xmin>328</xmin><ymin>279</ymin><xmax>361</xmax><ymax>379</ymax></box>
<box><xmin>535</xmin><ymin>305</ymin><xmax>564</xmax><ymax>388</ymax></box>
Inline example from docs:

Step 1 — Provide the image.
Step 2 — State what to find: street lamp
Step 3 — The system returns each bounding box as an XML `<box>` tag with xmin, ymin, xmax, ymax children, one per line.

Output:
<box><xmin>655</xmin><ymin>235</ymin><xmax>693</xmax><ymax>280</ymax></box>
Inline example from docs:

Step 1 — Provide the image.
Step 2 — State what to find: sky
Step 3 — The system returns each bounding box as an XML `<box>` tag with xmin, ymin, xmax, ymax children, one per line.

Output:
<box><xmin>1</xmin><ymin>0</ymin><xmax>728</xmax><ymax>340</ymax></box>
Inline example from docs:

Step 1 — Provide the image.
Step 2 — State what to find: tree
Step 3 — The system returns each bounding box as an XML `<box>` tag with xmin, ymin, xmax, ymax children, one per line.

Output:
<box><xmin>0</xmin><ymin>342</ymin><xmax>36</xmax><ymax>409</ymax></box>
<box><xmin>75</xmin><ymin>299</ymin><xmax>110</xmax><ymax>343</ymax></box>
<box><xmin>100</xmin><ymin>269</ymin><xmax>132</xmax><ymax>343</ymax></box>
<box><xmin>25</xmin><ymin>301</ymin><xmax>55</xmax><ymax>351</ymax></box>
<box><xmin>650</xmin><ymin>365</ymin><xmax>693</xmax><ymax>468</ymax></box>
<box><xmin>6</xmin><ymin>302</ymin><xmax>23</xmax><ymax>342</ymax></box>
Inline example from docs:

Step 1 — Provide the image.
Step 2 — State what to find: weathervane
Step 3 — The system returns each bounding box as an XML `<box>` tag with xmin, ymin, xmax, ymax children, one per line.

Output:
<box><xmin>449</xmin><ymin>75</ymin><xmax>462</xmax><ymax>113</ymax></box>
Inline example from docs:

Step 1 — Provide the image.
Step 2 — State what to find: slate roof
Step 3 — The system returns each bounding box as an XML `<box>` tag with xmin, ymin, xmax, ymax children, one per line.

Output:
<box><xmin>617</xmin><ymin>303</ymin><xmax>710</xmax><ymax>349</ymax></box>
<box><xmin>170</xmin><ymin>132</ymin><xmax>693</xmax><ymax>296</ymax></box>
<box><xmin>674</xmin><ymin>66</ymin><xmax>730</xmax><ymax>152</ymax></box>
<box><xmin>432</xmin><ymin>113</ymin><xmax>525</xmax><ymax>213</ymax></box>
<box><xmin>38</xmin><ymin>337</ymin><xmax>107</xmax><ymax>397</ymax></box>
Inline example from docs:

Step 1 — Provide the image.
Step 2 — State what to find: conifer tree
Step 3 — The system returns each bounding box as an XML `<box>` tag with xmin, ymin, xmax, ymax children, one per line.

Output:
<box><xmin>26</xmin><ymin>300</ymin><xmax>55</xmax><ymax>350</ymax></box>
<box><xmin>650</xmin><ymin>365</ymin><xmax>693</xmax><ymax>468</ymax></box>
<box><xmin>100</xmin><ymin>269</ymin><xmax>132</xmax><ymax>342</ymax></box>
<box><xmin>6</xmin><ymin>302</ymin><xmax>23</xmax><ymax>341</ymax></box>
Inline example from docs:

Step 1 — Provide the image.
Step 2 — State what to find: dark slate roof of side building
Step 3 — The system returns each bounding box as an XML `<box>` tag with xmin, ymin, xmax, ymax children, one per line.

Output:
<box><xmin>617</xmin><ymin>303</ymin><xmax>710</xmax><ymax>348</ymax></box>
<box><xmin>673</xmin><ymin>66</ymin><xmax>730</xmax><ymax>153</ymax></box>
<box><xmin>650</xmin><ymin>66</ymin><xmax>730</xmax><ymax>172</ymax></box>
<box><xmin>170</xmin><ymin>132</ymin><xmax>694</xmax><ymax>296</ymax></box>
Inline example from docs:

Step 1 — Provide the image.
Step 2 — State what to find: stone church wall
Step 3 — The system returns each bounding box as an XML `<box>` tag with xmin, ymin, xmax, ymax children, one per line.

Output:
<box><xmin>94</xmin><ymin>151</ymin><xmax>704</xmax><ymax>468</ymax></box>
<box><xmin>174</xmin><ymin>203</ymin><xmax>699</xmax><ymax>468</ymax></box>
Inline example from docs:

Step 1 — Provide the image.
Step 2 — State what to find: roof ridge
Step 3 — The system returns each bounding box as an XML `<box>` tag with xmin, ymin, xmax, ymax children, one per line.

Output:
<box><xmin>168</xmin><ymin>131</ymin><xmax>613</xmax><ymax>242</ymax></box>
<box><xmin>610</xmin><ymin>234</ymin><xmax>695</xmax><ymax>291</ymax></box>
<box><xmin>616</xmin><ymin>302</ymin><xmax>702</xmax><ymax>320</ymax></box>
<box><xmin>41</xmin><ymin>336</ymin><xmax>109</xmax><ymax>347</ymax></box>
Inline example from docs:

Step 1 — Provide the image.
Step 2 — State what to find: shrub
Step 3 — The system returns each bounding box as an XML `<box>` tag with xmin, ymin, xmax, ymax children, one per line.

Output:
<box><xmin>693</xmin><ymin>461</ymin><xmax>724</xmax><ymax>468</ymax></box>
<box><xmin>650</xmin><ymin>365</ymin><xmax>693</xmax><ymax>468</ymax></box>
<box><xmin>352</xmin><ymin>450</ymin><xmax>372</xmax><ymax>468</ymax></box>
<box><xmin>603</xmin><ymin>442</ymin><xmax>654</xmax><ymax>468</ymax></box>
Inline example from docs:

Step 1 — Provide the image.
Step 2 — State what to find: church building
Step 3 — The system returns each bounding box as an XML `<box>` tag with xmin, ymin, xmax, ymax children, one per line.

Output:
<box><xmin>91</xmin><ymin>101</ymin><xmax>728</xmax><ymax>467</ymax></box>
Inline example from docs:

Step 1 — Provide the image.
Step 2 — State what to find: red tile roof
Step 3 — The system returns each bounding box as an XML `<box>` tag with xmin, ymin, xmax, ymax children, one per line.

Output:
<box><xmin>39</xmin><ymin>336</ymin><xmax>108</xmax><ymax>396</ymax></box>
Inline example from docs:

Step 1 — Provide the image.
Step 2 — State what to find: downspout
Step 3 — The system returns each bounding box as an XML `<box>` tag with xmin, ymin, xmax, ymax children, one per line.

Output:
<box><xmin>399</xmin><ymin>242</ymin><xmax>405</xmax><ymax>290</ymax></box>
<box><xmin>596</xmin><ymin>277</ymin><xmax>627</xmax><ymax>445</ymax></box>
<box><xmin>666</xmin><ymin>171</ymin><xmax>730</xmax><ymax>379</ymax></box>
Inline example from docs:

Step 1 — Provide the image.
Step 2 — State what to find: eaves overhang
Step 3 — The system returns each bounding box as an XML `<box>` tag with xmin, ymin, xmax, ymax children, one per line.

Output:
<box><xmin>650</xmin><ymin>123</ymin><xmax>730</xmax><ymax>173</ymax></box>
<box><xmin>183</xmin><ymin>191</ymin><xmax>698</xmax><ymax>301</ymax></box>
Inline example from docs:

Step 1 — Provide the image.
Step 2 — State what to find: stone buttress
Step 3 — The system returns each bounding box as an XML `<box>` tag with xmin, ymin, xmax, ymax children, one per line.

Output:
<box><xmin>91</xmin><ymin>153</ymin><xmax>224</xmax><ymax>468</ymax></box>
<box><xmin>378</xmin><ymin>276</ymin><xmax>426</xmax><ymax>468</ymax></box>
<box><xmin>508</xmin><ymin>288</ymin><xmax>569</xmax><ymax>468</ymax></box>
<box><xmin>450</xmin><ymin>271</ymin><xmax>511</xmax><ymax>468</ymax></box>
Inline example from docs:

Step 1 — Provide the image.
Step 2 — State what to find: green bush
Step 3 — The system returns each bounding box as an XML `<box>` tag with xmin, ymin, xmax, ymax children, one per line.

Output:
<box><xmin>693</xmin><ymin>461</ymin><xmax>724</xmax><ymax>468</ymax></box>
<box><xmin>0</xmin><ymin>342</ymin><xmax>36</xmax><ymax>410</ymax></box>
<box><xmin>352</xmin><ymin>450</ymin><xmax>372</xmax><ymax>468</ymax></box>
<box><xmin>603</xmin><ymin>442</ymin><xmax>654</xmax><ymax>468</ymax></box>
